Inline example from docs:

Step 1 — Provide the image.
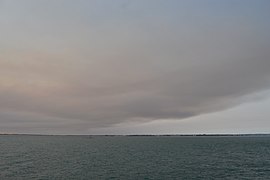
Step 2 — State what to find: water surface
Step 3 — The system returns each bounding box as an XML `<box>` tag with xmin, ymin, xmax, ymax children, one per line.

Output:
<box><xmin>0</xmin><ymin>135</ymin><xmax>270</xmax><ymax>179</ymax></box>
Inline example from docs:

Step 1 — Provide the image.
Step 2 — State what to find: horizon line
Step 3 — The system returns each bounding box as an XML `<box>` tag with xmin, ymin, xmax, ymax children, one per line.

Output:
<box><xmin>1</xmin><ymin>133</ymin><xmax>270</xmax><ymax>136</ymax></box>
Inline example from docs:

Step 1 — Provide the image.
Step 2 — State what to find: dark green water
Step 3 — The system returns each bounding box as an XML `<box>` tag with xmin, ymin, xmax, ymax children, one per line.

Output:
<box><xmin>1</xmin><ymin>135</ymin><xmax>270</xmax><ymax>179</ymax></box>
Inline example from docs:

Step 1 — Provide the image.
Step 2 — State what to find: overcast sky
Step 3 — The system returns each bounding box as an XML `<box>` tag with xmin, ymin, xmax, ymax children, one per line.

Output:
<box><xmin>1</xmin><ymin>0</ymin><xmax>270</xmax><ymax>134</ymax></box>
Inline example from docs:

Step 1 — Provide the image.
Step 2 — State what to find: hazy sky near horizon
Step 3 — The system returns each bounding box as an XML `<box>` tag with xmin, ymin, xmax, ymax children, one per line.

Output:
<box><xmin>1</xmin><ymin>0</ymin><xmax>270</xmax><ymax>134</ymax></box>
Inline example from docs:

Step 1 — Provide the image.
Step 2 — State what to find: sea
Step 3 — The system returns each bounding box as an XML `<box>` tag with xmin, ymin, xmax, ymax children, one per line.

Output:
<box><xmin>0</xmin><ymin>135</ymin><xmax>270</xmax><ymax>179</ymax></box>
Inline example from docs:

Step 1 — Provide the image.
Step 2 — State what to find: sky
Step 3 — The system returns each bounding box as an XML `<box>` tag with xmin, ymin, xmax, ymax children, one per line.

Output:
<box><xmin>0</xmin><ymin>0</ymin><xmax>270</xmax><ymax>135</ymax></box>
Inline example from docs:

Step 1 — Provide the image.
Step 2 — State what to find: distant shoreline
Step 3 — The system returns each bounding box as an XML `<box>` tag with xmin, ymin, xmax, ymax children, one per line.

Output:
<box><xmin>1</xmin><ymin>133</ymin><xmax>270</xmax><ymax>137</ymax></box>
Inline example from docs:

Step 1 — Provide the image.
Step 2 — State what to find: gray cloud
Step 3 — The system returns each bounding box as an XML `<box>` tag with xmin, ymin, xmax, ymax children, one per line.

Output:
<box><xmin>0</xmin><ymin>0</ymin><xmax>270</xmax><ymax>133</ymax></box>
